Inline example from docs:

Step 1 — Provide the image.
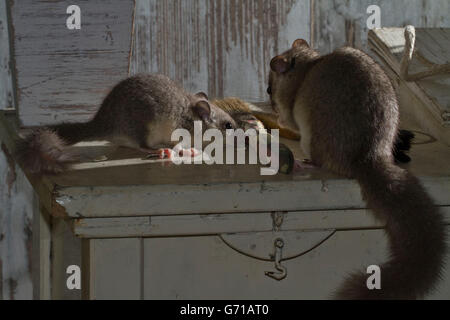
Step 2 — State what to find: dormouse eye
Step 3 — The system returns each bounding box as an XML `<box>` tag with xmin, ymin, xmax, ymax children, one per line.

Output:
<box><xmin>225</xmin><ymin>122</ymin><xmax>233</xmax><ymax>130</ymax></box>
<box><xmin>267</xmin><ymin>86</ymin><xmax>272</xmax><ymax>95</ymax></box>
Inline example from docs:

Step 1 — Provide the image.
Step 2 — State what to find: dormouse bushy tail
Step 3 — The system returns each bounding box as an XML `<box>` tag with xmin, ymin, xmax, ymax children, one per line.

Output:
<box><xmin>15</xmin><ymin>121</ymin><xmax>100</xmax><ymax>175</ymax></box>
<box><xmin>335</xmin><ymin>160</ymin><xmax>447</xmax><ymax>299</ymax></box>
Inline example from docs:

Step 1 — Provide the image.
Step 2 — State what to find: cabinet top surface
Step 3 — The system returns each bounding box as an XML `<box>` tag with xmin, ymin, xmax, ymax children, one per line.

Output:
<box><xmin>45</xmin><ymin>129</ymin><xmax>450</xmax><ymax>189</ymax></box>
<box><xmin>1</xmin><ymin>109</ymin><xmax>449</xmax><ymax>218</ymax></box>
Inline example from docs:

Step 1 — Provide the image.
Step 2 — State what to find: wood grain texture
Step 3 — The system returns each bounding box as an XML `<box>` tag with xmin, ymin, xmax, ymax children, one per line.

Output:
<box><xmin>31</xmin><ymin>201</ymin><xmax>51</xmax><ymax>300</ymax></box>
<box><xmin>0</xmin><ymin>0</ymin><xmax>14</xmax><ymax>110</ymax></box>
<box><xmin>140</xmin><ymin>227</ymin><xmax>450</xmax><ymax>299</ymax></box>
<box><xmin>7</xmin><ymin>0</ymin><xmax>135</xmax><ymax>126</ymax></box>
<box><xmin>131</xmin><ymin>0</ymin><xmax>310</xmax><ymax>102</ymax></box>
<box><xmin>141</xmin><ymin>231</ymin><xmax>387</xmax><ymax>299</ymax></box>
<box><xmin>313</xmin><ymin>0</ymin><xmax>450</xmax><ymax>54</ymax></box>
<box><xmin>369</xmin><ymin>28</ymin><xmax>450</xmax><ymax>124</ymax></box>
<box><xmin>45</xmin><ymin>134</ymin><xmax>450</xmax><ymax>219</ymax></box>
<box><xmin>73</xmin><ymin>207</ymin><xmax>446</xmax><ymax>239</ymax></box>
<box><xmin>72</xmin><ymin>207</ymin><xmax>450</xmax><ymax>239</ymax></box>
<box><xmin>87</xmin><ymin>238</ymin><xmax>141</xmax><ymax>300</ymax></box>
<box><xmin>6</xmin><ymin>0</ymin><xmax>450</xmax><ymax>126</ymax></box>
<box><xmin>0</xmin><ymin>141</ymin><xmax>36</xmax><ymax>300</ymax></box>
<box><xmin>55</xmin><ymin>174</ymin><xmax>450</xmax><ymax>219</ymax></box>
<box><xmin>72</xmin><ymin>209</ymin><xmax>374</xmax><ymax>239</ymax></box>
<box><xmin>50</xmin><ymin>217</ymin><xmax>81</xmax><ymax>300</ymax></box>
<box><xmin>369</xmin><ymin>27</ymin><xmax>450</xmax><ymax>146</ymax></box>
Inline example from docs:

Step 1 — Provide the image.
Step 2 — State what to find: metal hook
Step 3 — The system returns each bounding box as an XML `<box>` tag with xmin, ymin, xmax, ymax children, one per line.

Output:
<box><xmin>265</xmin><ymin>238</ymin><xmax>287</xmax><ymax>281</ymax></box>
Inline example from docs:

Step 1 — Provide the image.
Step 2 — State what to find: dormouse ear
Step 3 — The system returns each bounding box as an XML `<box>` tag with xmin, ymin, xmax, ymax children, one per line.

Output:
<box><xmin>192</xmin><ymin>100</ymin><xmax>211</xmax><ymax>121</ymax></box>
<box><xmin>195</xmin><ymin>92</ymin><xmax>208</xmax><ymax>100</ymax></box>
<box><xmin>270</xmin><ymin>55</ymin><xmax>291</xmax><ymax>74</ymax></box>
<box><xmin>292</xmin><ymin>39</ymin><xmax>309</xmax><ymax>48</ymax></box>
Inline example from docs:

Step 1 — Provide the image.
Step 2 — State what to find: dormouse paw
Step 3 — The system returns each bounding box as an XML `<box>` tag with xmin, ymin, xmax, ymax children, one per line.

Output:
<box><xmin>158</xmin><ymin>148</ymin><xmax>175</xmax><ymax>159</ymax></box>
<box><xmin>171</xmin><ymin>147</ymin><xmax>201</xmax><ymax>158</ymax></box>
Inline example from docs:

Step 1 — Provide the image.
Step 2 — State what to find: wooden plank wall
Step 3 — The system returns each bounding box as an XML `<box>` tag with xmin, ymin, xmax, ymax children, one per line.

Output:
<box><xmin>7</xmin><ymin>0</ymin><xmax>135</xmax><ymax>126</ymax></box>
<box><xmin>131</xmin><ymin>0</ymin><xmax>310</xmax><ymax>102</ymax></box>
<box><xmin>1</xmin><ymin>0</ymin><xmax>450</xmax><ymax>114</ymax></box>
<box><xmin>131</xmin><ymin>0</ymin><xmax>450</xmax><ymax>102</ymax></box>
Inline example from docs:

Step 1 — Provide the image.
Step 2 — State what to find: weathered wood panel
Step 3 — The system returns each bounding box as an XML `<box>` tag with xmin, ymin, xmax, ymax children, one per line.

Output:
<box><xmin>369</xmin><ymin>27</ymin><xmax>450</xmax><ymax>145</ymax></box>
<box><xmin>0</xmin><ymin>0</ymin><xmax>14</xmax><ymax>110</ymax></box>
<box><xmin>140</xmin><ymin>227</ymin><xmax>450</xmax><ymax>299</ymax></box>
<box><xmin>6</xmin><ymin>0</ymin><xmax>449</xmax><ymax>126</ymax></box>
<box><xmin>141</xmin><ymin>231</ymin><xmax>389</xmax><ymax>299</ymax></box>
<box><xmin>79</xmin><ymin>225</ymin><xmax>450</xmax><ymax>299</ymax></box>
<box><xmin>50</xmin><ymin>217</ymin><xmax>81</xmax><ymax>300</ymax></box>
<box><xmin>132</xmin><ymin>0</ymin><xmax>311</xmax><ymax>102</ymax></box>
<box><xmin>7</xmin><ymin>0</ymin><xmax>135</xmax><ymax>126</ymax></box>
<box><xmin>86</xmin><ymin>238</ymin><xmax>142</xmax><ymax>300</ymax></box>
<box><xmin>370</xmin><ymin>27</ymin><xmax>450</xmax><ymax>118</ymax></box>
<box><xmin>313</xmin><ymin>0</ymin><xmax>450</xmax><ymax>54</ymax></box>
<box><xmin>31</xmin><ymin>201</ymin><xmax>51</xmax><ymax>300</ymax></box>
<box><xmin>72</xmin><ymin>209</ymin><xmax>373</xmax><ymax>239</ymax></box>
<box><xmin>48</xmin><ymin>133</ymin><xmax>450</xmax><ymax>218</ymax></box>
<box><xmin>0</xmin><ymin>142</ymin><xmax>36</xmax><ymax>300</ymax></box>
<box><xmin>72</xmin><ymin>207</ymin><xmax>450</xmax><ymax>239</ymax></box>
<box><xmin>55</xmin><ymin>175</ymin><xmax>450</xmax><ymax>219</ymax></box>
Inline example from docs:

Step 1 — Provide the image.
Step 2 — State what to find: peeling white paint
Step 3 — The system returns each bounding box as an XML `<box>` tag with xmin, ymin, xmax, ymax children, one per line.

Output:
<box><xmin>0</xmin><ymin>148</ymin><xmax>35</xmax><ymax>300</ymax></box>
<box><xmin>0</xmin><ymin>0</ymin><xmax>14</xmax><ymax>110</ymax></box>
<box><xmin>55</xmin><ymin>196</ymin><xmax>72</xmax><ymax>207</ymax></box>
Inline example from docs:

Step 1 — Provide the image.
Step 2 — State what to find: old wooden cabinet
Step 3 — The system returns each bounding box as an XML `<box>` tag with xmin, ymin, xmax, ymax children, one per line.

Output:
<box><xmin>0</xmin><ymin>118</ymin><xmax>445</xmax><ymax>299</ymax></box>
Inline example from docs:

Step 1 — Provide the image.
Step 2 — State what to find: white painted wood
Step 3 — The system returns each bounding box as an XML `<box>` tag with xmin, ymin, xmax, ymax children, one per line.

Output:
<box><xmin>220</xmin><ymin>230</ymin><xmax>335</xmax><ymax>261</ymax></box>
<box><xmin>0</xmin><ymin>140</ymin><xmax>35</xmax><ymax>300</ymax></box>
<box><xmin>140</xmin><ymin>228</ymin><xmax>450</xmax><ymax>299</ymax></box>
<box><xmin>141</xmin><ymin>231</ymin><xmax>385</xmax><ymax>299</ymax></box>
<box><xmin>6</xmin><ymin>0</ymin><xmax>448</xmax><ymax>123</ymax></box>
<box><xmin>31</xmin><ymin>201</ymin><xmax>51</xmax><ymax>300</ymax></box>
<box><xmin>7</xmin><ymin>0</ymin><xmax>135</xmax><ymax>126</ymax></box>
<box><xmin>55</xmin><ymin>173</ymin><xmax>450</xmax><ymax>218</ymax></box>
<box><xmin>43</xmin><ymin>130</ymin><xmax>450</xmax><ymax>218</ymax></box>
<box><xmin>72</xmin><ymin>211</ymin><xmax>340</xmax><ymax>239</ymax></box>
<box><xmin>369</xmin><ymin>27</ymin><xmax>450</xmax><ymax>146</ymax></box>
<box><xmin>72</xmin><ymin>207</ymin><xmax>450</xmax><ymax>239</ymax></box>
<box><xmin>75</xmin><ymin>226</ymin><xmax>450</xmax><ymax>299</ymax></box>
<box><xmin>397</xmin><ymin>78</ymin><xmax>450</xmax><ymax>147</ymax></box>
<box><xmin>86</xmin><ymin>238</ymin><xmax>141</xmax><ymax>300</ymax></box>
<box><xmin>313</xmin><ymin>0</ymin><xmax>450</xmax><ymax>54</ymax></box>
<box><xmin>369</xmin><ymin>28</ymin><xmax>450</xmax><ymax>124</ymax></box>
<box><xmin>56</xmin><ymin>179</ymin><xmax>362</xmax><ymax>218</ymax></box>
<box><xmin>132</xmin><ymin>0</ymin><xmax>310</xmax><ymax>103</ymax></box>
<box><xmin>50</xmin><ymin>217</ymin><xmax>81</xmax><ymax>300</ymax></box>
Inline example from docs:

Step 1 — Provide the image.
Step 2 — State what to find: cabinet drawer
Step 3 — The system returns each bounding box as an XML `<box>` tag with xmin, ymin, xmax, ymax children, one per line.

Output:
<box><xmin>83</xmin><ymin>227</ymin><xmax>450</xmax><ymax>299</ymax></box>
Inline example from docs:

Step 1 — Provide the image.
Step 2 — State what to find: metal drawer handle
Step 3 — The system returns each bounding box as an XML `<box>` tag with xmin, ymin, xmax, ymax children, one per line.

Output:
<box><xmin>265</xmin><ymin>238</ymin><xmax>287</xmax><ymax>281</ymax></box>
